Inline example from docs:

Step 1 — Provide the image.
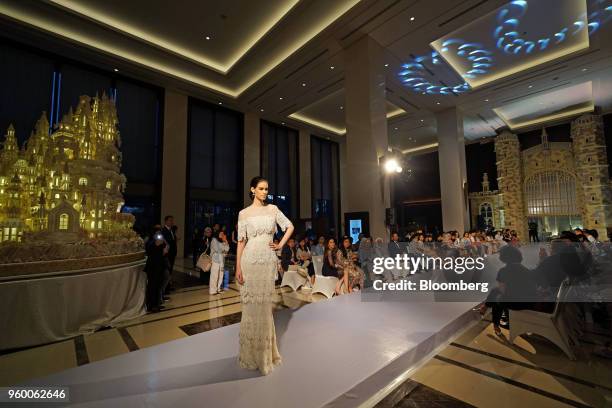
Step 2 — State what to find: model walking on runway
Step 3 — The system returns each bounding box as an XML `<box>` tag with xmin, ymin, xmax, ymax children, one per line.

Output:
<box><xmin>236</xmin><ymin>176</ymin><xmax>294</xmax><ymax>375</ymax></box>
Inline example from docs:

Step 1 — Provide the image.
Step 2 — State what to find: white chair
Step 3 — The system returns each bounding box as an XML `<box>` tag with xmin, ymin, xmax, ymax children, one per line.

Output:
<box><xmin>312</xmin><ymin>255</ymin><xmax>323</xmax><ymax>276</ymax></box>
<box><xmin>312</xmin><ymin>276</ymin><xmax>340</xmax><ymax>299</ymax></box>
<box><xmin>509</xmin><ymin>279</ymin><xmax>575</xmax><ymax>360</ymax></box>
<box><xmin>280</xmin><ymin>265</ymin><xmax>307</xmax><ymax>291</ymax></box>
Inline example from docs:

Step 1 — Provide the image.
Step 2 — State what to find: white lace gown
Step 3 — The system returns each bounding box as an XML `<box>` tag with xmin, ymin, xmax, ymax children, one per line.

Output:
<box><xmin>237</xmin><ymin>204</ymin><xmax>293</xmax><ymax>375</ymax></box>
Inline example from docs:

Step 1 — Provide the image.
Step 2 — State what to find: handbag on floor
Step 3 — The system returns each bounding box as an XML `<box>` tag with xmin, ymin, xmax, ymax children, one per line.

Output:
<box><xmin>197</xmin><ymin>253</ymin><xmax>212</xmax><ymax>272</ymax></box>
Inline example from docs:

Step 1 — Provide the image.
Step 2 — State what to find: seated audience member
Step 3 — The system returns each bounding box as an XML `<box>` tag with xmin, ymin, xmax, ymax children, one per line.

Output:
<box><xmin>144</xmin><ymin>225</ymin><xmax>168</xmax><ymax>313</ymax></box>
<box><xmin>281</xmin><ymin>237</ymin><xmax>298</xmax><ymax>271</ymax></box>
<box><xmin>480</xmin><ymin>245</ymin><xmax>538</xmax><ymax>336</ymax></box>
<box><xmin>336</xmin><ymin>236</ymin><xmax>365</xmax><ymax>294</ymax></box>
<box><xmin>359</xmin><ymin>235</ymin><xmax>374</xmax><ymax>281</ymax></box>
<box><xmin>388</xmin><ymin>232</ymin><xmax>402</xmax><ymax>258</ymax></box>
<box><xmin>297</xmin><ymin>237</ymin><xmax>315</xmax><ymax>283</ymax></box>
<box><xmin>322</xmin><ymin>238</ymin><xmax>339</xmax><ymax>278</ymax></box>
<box><xmin>312</xmin><ymin>235</ymin><xmax>326</xmax><ymax>256</ymax></box>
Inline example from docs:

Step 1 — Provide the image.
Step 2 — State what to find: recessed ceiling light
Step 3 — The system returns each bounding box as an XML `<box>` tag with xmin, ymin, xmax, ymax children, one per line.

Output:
<box><xmin>420</xmin><ymin>119</ymin><xmax>424</xmax><ymax>122</ymax></box>
<box><xmin>301</xmin><ymin>82</ymin><xmax>306</xmax><ymax>87</ymax></box>
<box><xmin>410</xmin><ymin>16</ymin><xmax>415</xmax><ymax>21</ymax></box>
<box><xmin>582</xmin><ymin>68</ymin><xmax>588</xmax><ymax>72</ymax></box>
<box><xmin>281</xmin><ymin>122</ymin><xmax>286</xmax><ymax>125</ymax></box>
<box><xmin>436</xmin><ymin>102</ymin><xmax>440</xmax><ymax>105</ymax></box>
<box><xmin>113</xmin><ymin>68</ymin><xmax>119</xmax><ymax>72</ymax></box>
<box><xmin>339</xmin><ymin>106</ymin><xmax>343</xmax><ymax>110</ymax></box>
<box><xmin>528</xmin><ymin>85</ymin><xmax>533</xmax><ymax>88</ymax></box>
<box><xmin>279</xmin><ymin>97</ymin><xmax>283</xmax><ymax>100</ymax></box>
<box><xmin>394</xmin><ymin>127</ymin><xmax>398</xmax><ymax>130</ymax></box>
<box><xmin>422</xmin><ymin>92</ymin><xmax>426</xmax><ymax>95</ymax></box>
<box><xmin>484</xmin><ymin>99</ymin><xmax>489</xmax><ymax>102</ymax></box>
<box><xmin>205</xmin><ymin>36</ymin><xmax>211</xmax><ymax>40</ymax></box>
<box><xmin>384</xmin><ymin>63</ymin><xmax>389</xmax><ymax>67</ymax></box>
<box><xmin>330</xmin><ymin>66</ymin><xmax>335</xmax><ymax>70</ymax></box>
<box><xmin>260</xmin><ymin>108</ymin><xmax>264</xmax><ymax>112</ymax></box>
<box><xmin>218</xmin><ymin>102</ymin><xmax>222</xmax><ymax>105</ymax></box>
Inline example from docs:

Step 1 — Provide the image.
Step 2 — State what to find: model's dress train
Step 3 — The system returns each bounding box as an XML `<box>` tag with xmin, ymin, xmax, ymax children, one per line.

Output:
<box><xmin>237</xmin><ymin>204</ymin><xmax>292</xmax><ymax>375</ymax></box>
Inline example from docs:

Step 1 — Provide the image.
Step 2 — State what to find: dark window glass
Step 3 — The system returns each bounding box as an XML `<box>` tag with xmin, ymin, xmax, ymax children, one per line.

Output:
<box><xmin>0</xmin><ymin>42</ymin><xmax>54</xmax><ymax>146</ymax></box>
<box><xmin>311</xmin><ymin>136</ymin><xmax>340</xmax><ymax>237</ymax></box>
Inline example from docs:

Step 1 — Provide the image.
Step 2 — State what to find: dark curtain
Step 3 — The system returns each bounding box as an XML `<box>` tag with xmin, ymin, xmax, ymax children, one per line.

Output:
<box><xmin>186</xmin><ymin>99</ymin><xmax>243</xmax><ymax>256</ymax></box>
<box><xmin>0</xmin><ymin>42</ymin><xmax>54</xmax><ymax>146</ymax></box>
<box><xmin>311</xmin><ymin>136</ymin><xmax>340</xmax><ymax>236</ymax></box>
<box><xmin>260</xmin><ymin>121</ymin><xmax>299</xmax><ymax>220</ymax></box>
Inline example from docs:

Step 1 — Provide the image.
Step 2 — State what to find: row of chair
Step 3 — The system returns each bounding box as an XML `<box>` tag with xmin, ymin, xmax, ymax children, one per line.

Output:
<box><xmin>280</xmin><ymin>255</ymin><xmax>339</xmax><ymax>298</ymax></box>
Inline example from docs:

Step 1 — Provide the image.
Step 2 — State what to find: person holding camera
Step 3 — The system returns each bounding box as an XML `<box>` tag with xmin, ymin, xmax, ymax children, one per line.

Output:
<box><xmin>144</xmin><ymin>225</ymin><xmax>168</xmax><ymax>313</ymax></box>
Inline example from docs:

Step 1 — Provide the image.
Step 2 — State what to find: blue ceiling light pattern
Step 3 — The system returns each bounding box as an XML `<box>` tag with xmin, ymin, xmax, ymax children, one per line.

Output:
<box><xmin>494</xmin><ymin>0</ymin><xmax>612</xmax><ymax>55</ymax></box>
<box><xmin>398</xmin><ymin>41</ymin><xmax>493</xmax><ymax>95</ymax></box>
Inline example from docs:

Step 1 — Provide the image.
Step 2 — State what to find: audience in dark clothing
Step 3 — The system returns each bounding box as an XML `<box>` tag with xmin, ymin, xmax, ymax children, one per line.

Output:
<box><xmin>144</xmin><ymin>225</ymin><xmax>168</xmax><ymax>313</ymax></box>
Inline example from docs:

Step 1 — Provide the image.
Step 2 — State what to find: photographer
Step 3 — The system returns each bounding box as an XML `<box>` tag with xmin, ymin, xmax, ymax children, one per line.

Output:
<box><xmin>144</xmin><ymin>225</ymin><xmax>168</xmax><ymax>313</ymax></box>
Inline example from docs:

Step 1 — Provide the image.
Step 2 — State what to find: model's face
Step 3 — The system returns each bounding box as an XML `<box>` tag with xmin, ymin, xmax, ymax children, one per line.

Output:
<box><xmin>252</xmin><ymin>181</ymin><xmax>268</xmax><ymax>202</ymax></box>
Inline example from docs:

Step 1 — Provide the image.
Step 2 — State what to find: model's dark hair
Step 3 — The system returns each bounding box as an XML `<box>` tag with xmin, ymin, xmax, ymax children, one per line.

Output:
<box><xmin>249</xmin><ymin>176</ymin><xmax>268</xmax><ymax>200</ymax></box>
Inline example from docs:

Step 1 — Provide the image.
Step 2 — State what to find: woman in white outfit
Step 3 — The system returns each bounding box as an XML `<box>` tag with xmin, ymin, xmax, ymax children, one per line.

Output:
<box><xmin>209</xmin><ymin>230</ymin><xmax>230</xmax><ymax>295</ymax></box>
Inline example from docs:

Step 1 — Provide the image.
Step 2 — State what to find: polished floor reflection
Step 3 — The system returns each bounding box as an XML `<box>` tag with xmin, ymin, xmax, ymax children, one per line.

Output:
<box><xmin>1</xmin><ymin>259</ymin><xmax>610</xmax><ymax>408</ymax></box>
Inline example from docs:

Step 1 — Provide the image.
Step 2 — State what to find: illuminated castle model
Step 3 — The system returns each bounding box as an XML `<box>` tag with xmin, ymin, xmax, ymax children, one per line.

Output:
<box><xmin>469</xmin><ymin>114</ymin><xmax>611</xmax><ymax>240</ymax></box>
<box><xmin>0</xmin><ymin>93</ymin><xmax>134</xmax><ymax>244</ymax></box>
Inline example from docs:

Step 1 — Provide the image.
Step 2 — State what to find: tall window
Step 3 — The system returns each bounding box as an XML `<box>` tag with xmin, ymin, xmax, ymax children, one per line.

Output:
<box><xmin>59</xmin><ymin>213</ymin><xmax>69</xmax><ymax>230</ymax></box>
<box><xmin>479</xmin><ymin>203</ymin><xmax>493</xmax><ymax>225</ymax></box>
<box><xmin>186</xmin><ymin>98</ymin><xmax>243</xmax><ymax>256</ymax></box>
<box><xmin>525</xmin><ymin>171</ymin><xmax>578</xmax><ymax>215</ymax></box>
<box><xmin>260</xmin><ymin>121</ymin><xmax>299</xmax><ymax>220</ymax></box>
<box><xmin>311</xmin><ymin>136</ymin><xmax>340</xmax><ymax>237</ymax></box>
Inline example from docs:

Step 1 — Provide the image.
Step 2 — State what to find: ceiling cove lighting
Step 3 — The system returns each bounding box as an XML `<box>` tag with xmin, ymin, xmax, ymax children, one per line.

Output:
<box><xmin>288</xmin><ymin>108</ymin><xmax>406</xmax><ymax>136</ymax></box>
<box><xmin>493</xmin><ymin>0</ymin><xmax>611</xmax><ymax>56</ymax></box>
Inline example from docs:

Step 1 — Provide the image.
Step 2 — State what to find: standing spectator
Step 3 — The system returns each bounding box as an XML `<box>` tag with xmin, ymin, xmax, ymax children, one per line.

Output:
<box><xmin>199</xmin><ymin>227</ymin><xmax>214</xmax><ymax>284</ymax></box>
<box><xmin>144</xmin><ymin>225</ymin><xmax>167</xmax><ymax>313</ymax></box>
<box><xmin>161</xmin><ymin>215</ymin><xmax>177</xmax><ymax>294</ymax></box>
<box><xmin>209</xmin><ymin>230</ymin><xmax>230</xmax><ymax>295</ymax></box>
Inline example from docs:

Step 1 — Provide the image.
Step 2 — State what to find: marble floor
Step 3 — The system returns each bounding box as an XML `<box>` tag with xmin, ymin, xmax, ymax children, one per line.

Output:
<box><xmin>1</xmin><ymin>258</ymin><xmax>611</xmax><ymax>407</ymax></box>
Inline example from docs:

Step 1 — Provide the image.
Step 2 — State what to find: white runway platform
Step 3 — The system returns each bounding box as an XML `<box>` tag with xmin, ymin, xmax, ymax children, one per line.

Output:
<box><xmin>27</xmin><ymin>291</ymin><xmax>482</xmax><ymax>408</ymax></box>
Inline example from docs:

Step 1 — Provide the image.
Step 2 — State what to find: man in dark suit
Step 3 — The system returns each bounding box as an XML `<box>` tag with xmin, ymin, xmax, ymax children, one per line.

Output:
<box><xmin>281</xmin><ymin>238</ymin><xmax>298</xmax><ymax>271</ymax></box>
<box><xmin>388</xmin><ymin>232</ymin><xmax>403</xmax><ymax>258</ymax></box>
<box><xmin>161</xmin><ymin>215</ymin><xmax>177</xmax><ymax>294</ymax></box>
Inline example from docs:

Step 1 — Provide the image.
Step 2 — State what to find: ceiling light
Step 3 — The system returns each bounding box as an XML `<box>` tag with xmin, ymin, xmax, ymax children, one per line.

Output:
<box><xmin>384</xmin><ymin>63</ymin><xmax>389</xmax><ymax>67</ymax></box>
<box><xmin>330</xmin><ymin>66</ymin><xmax>335</xmax><ymax>70</ymax></box>
<box><xmin>301</xmin><ymin>82</ymin><xmax>306</xmax><ymax>87</ymax></box>
<box><xmin>279</xmin><ymin>97</ymin><xmax>283</xmax><ymax>100</ymax></box>
<box><xmin>394</xmin><ymin>127</ymin><xmax>398</xmax><ymax>130</ymax></box>
<box><xmin>218</xmin><ymin>102</ymin><xmax>222</xmax><ymax>105</ymax></box>
<box><xmin>205</xmin><ymin>36</ymin><xmax>211</xmax><ymax>40</ymax></box>
<box><xmin>113</xmin><ymin>68</ymin><xmax>119</xmax><ymax>72</ymax></box>
<box><xmin>436</xmin><ymin>102</ymin><xmax>440</xmax><ymax>105</ymax></box>
<box><xmin>339</xmin><ymin>106</ymin><xmax>343</xmax><ymax>110</ymax></box>
<box><xmin>384</xmin><ymin>158</ymin><xmax>400</xmax><ymax>173</ymax></box>
<box><xmin>420</xmin><ymin>119</ymin><xmax>424</xmax><ymax>122</ymax></box>
<box><xmin>281</xmin><ymin>122</ymin><xmax>286</xmax><ymax>125</ymax></box>
<box><xmin>528</xmin><ymin>85</ymin><xmax>533</xmax><ymax>88</ymax></box>
<box><xmin>582</xmin><ymin>68</ymin><xmax>588</xmax><ymax>72</ymax></box>
<box><xmin>484</xmin><ymin>99</ymin><xmax>489</xmax><ymax>102</ymax></box>
<box><xmin>260</xmin><ymin>108</ymin><xmax>264</xmax><ymax>112</ymax></box>
<box><xmin>410</xmin><ymin>16</ymin><xmax>415</xmax><ymax>21</ymax></box>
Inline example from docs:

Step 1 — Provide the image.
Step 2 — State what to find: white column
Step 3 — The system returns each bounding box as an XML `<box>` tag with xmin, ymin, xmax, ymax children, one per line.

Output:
<box><xmin>161</xmin><ymin>89</ymin><xmax>188</xmax><ymax>256</ymax></box>
<box><xmin>243</xmin><ymin>112</ymin><xmax>260</xmax><ymax>207</ymax></box>
<box><xmin>344</xmin><ymin>35</ymin><xmax>389</xmax><ymax>240</ymax></box>
<box><xmin>298</xmin><ymin>129</ymin><xmax>312</xmax><ymax>219</ymax></box>
<box><xmin>436</xmin><ymin>107</ymin><xmax>468</xmax><ymax>232</ymax></box>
